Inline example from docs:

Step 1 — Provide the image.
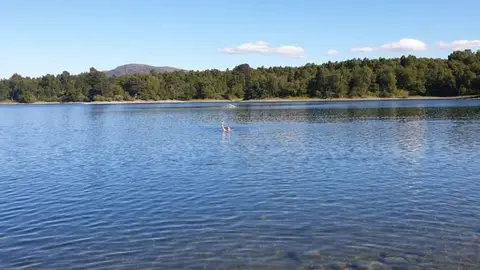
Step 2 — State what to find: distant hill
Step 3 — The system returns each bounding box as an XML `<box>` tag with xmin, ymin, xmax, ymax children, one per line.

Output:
<box><xmin>104</xmin><ymin>64</ymin><xmax>183</xmax><ymax>77</ymax></box>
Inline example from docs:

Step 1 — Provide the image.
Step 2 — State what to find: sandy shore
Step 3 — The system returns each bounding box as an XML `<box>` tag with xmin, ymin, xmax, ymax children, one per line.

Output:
<box><xmin>0</xmin><ymin>95</ymin><xmax>478</xmax><ymax>105</ymax></box>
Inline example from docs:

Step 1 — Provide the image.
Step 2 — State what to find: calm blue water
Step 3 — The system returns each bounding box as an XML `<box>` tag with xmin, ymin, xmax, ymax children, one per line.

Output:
<box><xmin>0</xmin><ymin>99</ymin><xmax>479</xmax><ymax>270</ymax></box>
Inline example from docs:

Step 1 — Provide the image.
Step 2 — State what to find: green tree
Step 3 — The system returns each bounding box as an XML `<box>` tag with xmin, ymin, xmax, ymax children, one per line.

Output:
<box><xmin>86</xmin><ymin>67</ymin><xmax>110</xmax><ymax>101</ymax></box>
<box><xmin>0</xmin><ymin>81</ymin><xmax>9</xmax><ymax>100</ymax></box>
<box><xmin>376</xmin><ymin>66</ymin><xmax>397</xmax><ymax>97</ymax></box>
<box><xmin>349</xmin><ymin>66</ymin><xmax>373</xmax><ymax>97</ymax></box>
<box><xmin>1</xmin><ymin>49</ymin><xmax>480</xmax><ymax>103</ymax></box>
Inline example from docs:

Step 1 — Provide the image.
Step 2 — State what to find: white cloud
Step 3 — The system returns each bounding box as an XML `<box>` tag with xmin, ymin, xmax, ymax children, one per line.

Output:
<box><xmin>351</xmin><ymin>47</ymin><xmax>374</xmax><ymax>52</ymax></box>
<box><xmin>351</xmin><ymin>38</ymin><xmax>427</xmax><ymax>53</ymax></box>
<box><xmin>327</xmin><ymin>49</ymin><xmax>339</xmax><ymax>55</ymax></box>
<box><xmin>438</xmin><ymin>40</ymin><xmax>480</xmax><ymax>50</ymax></box>
<box><xmin>218</xmin><ymin>41</ymin><xmax>305</xmax><ymax>58</ymax></box>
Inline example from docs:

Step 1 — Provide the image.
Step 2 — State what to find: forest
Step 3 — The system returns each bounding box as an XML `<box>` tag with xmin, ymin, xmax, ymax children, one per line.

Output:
<box><xmin>1</xmin><ymin>50</ymin><xmax>480</xmax><ymax>103</ymax></box>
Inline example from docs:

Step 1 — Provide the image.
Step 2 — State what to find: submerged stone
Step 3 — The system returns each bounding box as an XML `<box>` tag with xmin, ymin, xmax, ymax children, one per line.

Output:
<box><xmin>300</xmin><ymin>261</ymin><xmax>323</xmax><ymax>269</ymax></box>
<box><xmin>348</xmin><ymin>260</ymin><xmax>369</xmax><ymax>270</ymax></box>
<box><xmin>384</xmin><ymin>257</ymin><xmax>409</xmax><ymax>264</ymax></box>
<box><xmin>304</xmin><ymin>249</ymin><xmax>322</xmax><ymax>258</ymax></box>
<box><xmin>285</xmin><ymin>251</ymin><xmax>301</xmax><ymax>262</ymax></box>
<box><xmin>404</xmin><ymin>254</ymin><xmax>422</xmax><ymax>263</ymax></box>
<box><xmin>325</xmin><ymin>262</ymin><xmax>349</xmax><ymax>270</ymax></box>
<box><xmin>379</xmin><ymin>252</ymin><xmax>388</xmax><ymax>258</ymax></box>
<box><xmin>367</xmin><ymin>261</ymin><xmax>390</xmax><ymax>270</ymax></box>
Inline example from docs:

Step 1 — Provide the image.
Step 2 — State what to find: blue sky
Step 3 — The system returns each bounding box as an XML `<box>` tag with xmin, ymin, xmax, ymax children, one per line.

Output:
<box><xmin>1</xmin><ymin>0</ymin><xmax>479</xmax><ymax>78</ymax></box>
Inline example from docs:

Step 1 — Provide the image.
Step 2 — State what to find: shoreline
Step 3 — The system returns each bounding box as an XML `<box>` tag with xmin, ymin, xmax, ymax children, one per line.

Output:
<box><xmin>0</xmin><ymin>95</ymin><xmax>478</xmax><ymax>105</ymax></box>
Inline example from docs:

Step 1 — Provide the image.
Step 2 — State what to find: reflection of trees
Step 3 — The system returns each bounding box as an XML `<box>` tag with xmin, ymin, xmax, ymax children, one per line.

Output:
<box><xmin>232</xmin><ymin>107</ymin><xmax>315</xmax><ymax>124</ymax></box>
<box><xmin>230</xmin><ymin>105</ymin><xmax>449</xmax><ymax>125</ymax></box>
<box><xmin>443</xmin><ymin>107</ymin><xmax>480</xmax><ymax>150</ymax></box>
<box><xmin>451</xmin><ymin>121</ymin><xmax>480</xmax><ymax>147</ymax></box>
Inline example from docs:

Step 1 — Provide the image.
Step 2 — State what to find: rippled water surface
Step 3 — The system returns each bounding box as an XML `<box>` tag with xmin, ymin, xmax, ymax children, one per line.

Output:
<box><xmin>0</xmin><ymin>99</ymin><xmax>479</xmax><ymax>270</ymax></box>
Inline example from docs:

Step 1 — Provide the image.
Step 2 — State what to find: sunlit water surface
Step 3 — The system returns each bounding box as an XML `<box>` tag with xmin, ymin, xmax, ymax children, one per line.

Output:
<box><xmin>0</xmin><ymin>99</ymin><xmax>479</xmax><ymax>269</ymax></box>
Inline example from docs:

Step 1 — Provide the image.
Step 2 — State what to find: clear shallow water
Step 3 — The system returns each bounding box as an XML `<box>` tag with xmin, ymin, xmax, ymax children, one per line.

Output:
<box><xmin>0</xmin><ymin>99</ymin><xmax>479</xmax><ymax>270</ymax></box>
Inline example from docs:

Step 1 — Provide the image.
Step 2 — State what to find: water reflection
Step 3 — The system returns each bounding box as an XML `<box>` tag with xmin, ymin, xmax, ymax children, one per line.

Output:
<box><xmin>0</xmin><ymin>100</ymin><xmax>480</xmax><ymax>269</ymax></box>
<box><xmin>220</xmin><ymin>131</ymin><xmax>231</xmax><ymax>144</ymax></box>
<box><xmin>392</xmin><ymin>119</ymin><xmax>427</xmax><ymax>164</ymax></box>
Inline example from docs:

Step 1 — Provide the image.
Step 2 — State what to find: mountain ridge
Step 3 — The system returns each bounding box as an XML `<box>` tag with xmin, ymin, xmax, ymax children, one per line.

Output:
<box><xmin>104</xmin><ymin>64</ymin><xmax>184</xmax><ymax>77</ymax></box>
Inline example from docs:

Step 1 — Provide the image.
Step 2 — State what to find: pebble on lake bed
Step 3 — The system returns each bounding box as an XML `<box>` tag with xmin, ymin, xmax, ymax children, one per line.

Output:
<box><xmin>367</xmin><ymin>261</ymin><xmax>390</xmax><ymax>270</ymax></box>
<box><xmin>324</xmin><ymin>262</ymin><xmax>350</xmax><ymax>270</ymax></box>
<box><xmin>304</xmin><ymin>249</ymin><xmax>321</xmax><ymax>257</ymax></box>
<box><xmin>383</xmin><ymin>256</ymin><xmax>409</xmax><ymax>264</ymax></box>
<box><xmin>404</xmin><ymin>254</ymin><xmax>422</xmax><ymax>263</ymax></box>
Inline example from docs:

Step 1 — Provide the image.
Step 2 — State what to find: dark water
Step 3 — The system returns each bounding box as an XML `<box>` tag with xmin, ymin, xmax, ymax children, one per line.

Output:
<box><xmin>0</xmin><ymin>99</ymin><xmax>479</xmax><ymax>270</ymax></box>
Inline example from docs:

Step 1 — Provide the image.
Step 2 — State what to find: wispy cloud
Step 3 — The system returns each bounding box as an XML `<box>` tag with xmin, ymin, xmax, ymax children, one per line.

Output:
<box><xmin>438</xmin><ymin>40</ymin><xmax>480</xmax><ymax>50</ymax></box>
<box><xmin>327</xmin><ymin>49</ymin><xmax>339</xmax><ymax>56</ymax></box>
<box><xmin>218</xmin><ymin>41</ymin><xmax>305</xmax><ymax>58</ymax></box>
<box><xmin>351</xmin><ymin>47</ymin><xmax>374</xmax><ymax>53</ymax></box>
<box><xmin>351</xmin><ymin>38</ymin><xmax>427</xmax><ymax>53</ymax></box>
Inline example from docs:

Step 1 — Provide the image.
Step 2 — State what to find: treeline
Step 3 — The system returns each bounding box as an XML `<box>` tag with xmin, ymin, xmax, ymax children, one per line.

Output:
<box><xmin>1</xmin><ymin>50</ymin><xmax>480</xmax><ymax>103</ymax></box>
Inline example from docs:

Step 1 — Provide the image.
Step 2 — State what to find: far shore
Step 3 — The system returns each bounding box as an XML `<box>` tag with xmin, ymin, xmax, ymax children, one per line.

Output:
<box><xmin>0</xmin><ymin>95</ymin><xmax>478</xmax><ymax>105</ymax></box>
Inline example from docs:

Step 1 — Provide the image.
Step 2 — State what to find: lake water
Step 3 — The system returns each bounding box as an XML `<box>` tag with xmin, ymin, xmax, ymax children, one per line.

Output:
<box><xmin>0</xmin><ymin>99</ymin><xmax>479</xmax><ymax>270</ymax></box>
